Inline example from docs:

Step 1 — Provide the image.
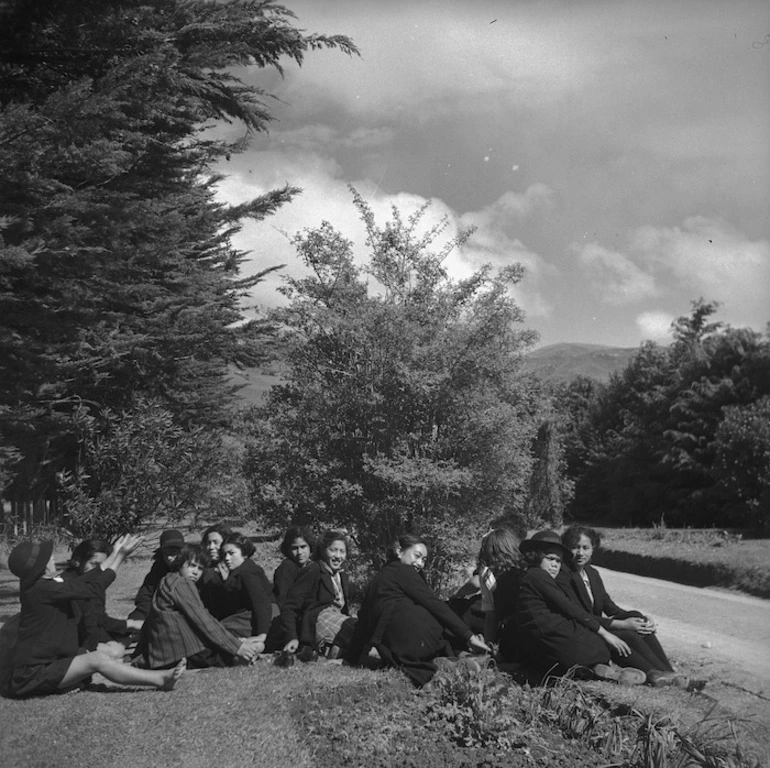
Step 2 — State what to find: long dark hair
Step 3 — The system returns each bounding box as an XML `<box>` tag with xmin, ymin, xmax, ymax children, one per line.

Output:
<box><xmin>222</xmin><ymin>532</ymin><xmax>256</xmax><ymax>559</ymax></box>
<box><xmin>386</xmin><ymin>533</ymin><xmax>429</xmax><ymax>562</ymax></box>
<box><xmin>68</xmin><ymin>539</ymin><xmax>112</xmax><ymax>574</ymax></box>
<box><xmin>279</xmin><ymin>526</ymin><xmax>316</xmax><ymax>559</ymax></box>
<box><xmin>561</xmin><ymin>525</ymin><xmax>601</xmax><ymax>551</ymax></box>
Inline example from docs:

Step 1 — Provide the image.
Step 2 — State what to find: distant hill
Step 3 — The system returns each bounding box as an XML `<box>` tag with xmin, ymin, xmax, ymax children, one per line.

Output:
<box><xmin>524</xmin><ymin>342</ymin><xmax>637</xmax><ymax>383</ymax></box>
<box><xmin>232</xmin><ymin>343</ymin><xmax>639</xmax><ymax>405</ymax></box>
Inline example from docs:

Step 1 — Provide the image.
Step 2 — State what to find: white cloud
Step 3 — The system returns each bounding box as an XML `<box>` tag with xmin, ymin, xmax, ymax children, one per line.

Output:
<box><xmin>630</xmin><ymin>216</ymin><xmax>770</xmax><ymax>331</ymax></box>
<box><xmin>571</xmin><ymin>242</ymin><xmax>658</xmax><ymax>305</ymax></box>
<box><xmin>635</xmin><ymin>311</ymin><xmax>675</xmax><ymax>342</ymax></box>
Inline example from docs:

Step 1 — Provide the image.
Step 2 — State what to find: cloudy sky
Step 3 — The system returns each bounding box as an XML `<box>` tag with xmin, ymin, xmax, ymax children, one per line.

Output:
<box><xmin>215</xmin><ymin>0</ymin><xmax>769</xmax><ymax>349</ymax></box>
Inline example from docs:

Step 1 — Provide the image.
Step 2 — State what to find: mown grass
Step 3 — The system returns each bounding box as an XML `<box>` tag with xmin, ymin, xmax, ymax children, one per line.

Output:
<box><xmin>595</xmin><ymin>527</ymin><xmax>770</xmax><ymax>597</ymax></box>
<box><xmin>0</xmin><ymin>531</ymin><xmax>768</xmax><ymax>768</ymax></box>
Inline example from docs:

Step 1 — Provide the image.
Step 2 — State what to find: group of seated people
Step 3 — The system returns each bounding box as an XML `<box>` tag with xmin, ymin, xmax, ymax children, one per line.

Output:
<box><xmin>3</xmin><ymin>522</ymin><xmax>692</xmax><ymax>697</ymax></box>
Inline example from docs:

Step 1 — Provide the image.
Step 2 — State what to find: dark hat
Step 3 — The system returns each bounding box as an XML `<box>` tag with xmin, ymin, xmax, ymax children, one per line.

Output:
<box><xmin>8</xmin><ymin>539</ymin><xmax>54</xmax><ymax>590</ymax></box>
<box><xmin>519</xmin><ymin>530</ymin><xmax>573</xmax><ymax>562</ymax></box>
<box><xmin>159</xmin><ymin>529</ymin><xmax>185</xmax><ymax>551</ymax></box>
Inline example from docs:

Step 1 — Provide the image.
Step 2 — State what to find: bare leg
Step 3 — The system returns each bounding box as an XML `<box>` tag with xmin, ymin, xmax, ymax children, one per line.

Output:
<box><xmin>58</xmin><ymin>651</ymin><xmax>185</xmax><ymax>691</ymax></box>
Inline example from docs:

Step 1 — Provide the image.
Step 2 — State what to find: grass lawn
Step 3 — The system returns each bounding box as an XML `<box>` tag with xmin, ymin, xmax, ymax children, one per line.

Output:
<box><xmin>593</xmin><ymin>527</ymin><xmax>770</xmax><ymax>597</ymax></box>
<box><xmin>0</xmin><ymin>532</ymin><xmax>768</xmax><ymax>768</ymax></box>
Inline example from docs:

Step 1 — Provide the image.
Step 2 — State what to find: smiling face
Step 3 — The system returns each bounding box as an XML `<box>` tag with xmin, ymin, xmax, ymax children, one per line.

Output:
<box><xmin>289</xmin><ymin>537</ymin><xmax>311</xmax><ymax>567</ymax></box>
<box><xmin>570</xmin><ymin>534</ymin><xmax>594</xmax><ymax>571</ymax></box>
<box><xmin>397</xmin><ymin>543</ymin><xmax>428</xmax><ymax>571</ymax></box>
<box><xmin>222</xmin><ymin>543</ymin><xmax>245</xmax><ymax>571</ymax></box>
<box><xmin>205</xmin><ymin>532</ymin><xmax>224</xmax><ymax>564</ymax></box>
<box><xmin>179</xmin><ymin>558</ymin><xmax>204</xmax><ymax>583</ymax></box>
<box><xmin>322</xmin><ymin>539</ymin><xmax>347</xmax><ymax>573</ymax></box>
<box><xmin>538</xmin><ymin>548</ymin><xmax>563</xmax><ymax>579</ymax></box>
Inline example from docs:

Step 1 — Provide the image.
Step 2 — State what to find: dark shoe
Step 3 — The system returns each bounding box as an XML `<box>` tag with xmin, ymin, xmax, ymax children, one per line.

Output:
<box><xmin>296</xmin><ymin>645</ymin><xmax>319</xmax><ymax>663</ymax></box>
<box><xmin>326</xmin><ymin>644</ymin><xmax>342</xmax><ymax>660</ymax></box>
<box><xmin>273</xmin><ymin>650</ymin><xmax>295</xmax><ymax>668</ymax></box>
<box><xmin>618</xmin><ymin>667</ymin><xmax>647</xmax><ymax>686</ymax></box>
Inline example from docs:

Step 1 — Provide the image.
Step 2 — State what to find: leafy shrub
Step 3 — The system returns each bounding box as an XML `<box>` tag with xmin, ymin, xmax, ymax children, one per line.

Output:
<box><xmin>59</xmin><ymin>399</ymin><xmax>249</xmax><ymax>539</ymax></box>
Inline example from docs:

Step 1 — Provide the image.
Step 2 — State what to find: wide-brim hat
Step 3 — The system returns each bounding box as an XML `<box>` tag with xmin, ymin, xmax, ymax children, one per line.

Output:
<box><xmin>8</xmin><ymin>539</ymin><xmax>54</xmax><ymax>591</ymax></box>
<box><xmin>519</xmin><ymin>530</ymin><xmax>573</xmax><ymax>562</ymax></box>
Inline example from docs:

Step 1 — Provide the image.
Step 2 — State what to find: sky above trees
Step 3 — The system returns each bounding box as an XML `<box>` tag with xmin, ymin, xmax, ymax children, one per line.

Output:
<box><xmin>213</xmin><ymin>0</ymin><xmax>769</xmax><ymax>349</ymax></box>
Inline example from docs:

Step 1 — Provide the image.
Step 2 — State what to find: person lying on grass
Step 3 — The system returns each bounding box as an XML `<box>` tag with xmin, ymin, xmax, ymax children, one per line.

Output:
<box><xmin>63</xmin><ymin>538</ymin><xmax>144</xmax><ymax>659</ymax></box>
<box><xmin>7</xmin><ymin>535</ymin><xmax>185</xmax><ymax>698</ymax></box>
<box><xmin>142</xmin><ymin>543</ymin><xmax>264</xmax><ymax>669</ymax></box>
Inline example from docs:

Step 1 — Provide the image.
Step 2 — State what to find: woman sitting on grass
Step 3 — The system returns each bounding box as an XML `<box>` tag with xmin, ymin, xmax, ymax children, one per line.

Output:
<box><xmin>63</xmin><ymin>538</ymin><xmax>144</xmax><ymax>658</ymax></box>
<box><xmin>281</xmin><ymin>529</ymin><xmax>356</xmax><ymax>660</ymax></box>
<box><xmin>558</xmin><ymin>526</ymin><xmax>688</xmax><ymax>688</ymax></box>
<box><xmin>214</xmin><ymin>532</ymin><xmax>275</xmax><ymax>656</ymax></box>
<box><xmin>272</xmin><ymin>526</ymin><xmax>315</xmax><ymax>609</ymax></box>
<box><xmin>128</xmin><ymin>529</ymin><xmax>185</xmax><ymax>622</ymax></box>
<box><xmin>196</xmin><ymin>524</ymin><xmax>232</xmax><ymax>614</ymax></box>
<box><xmin>143</xmin><ymin>544</ymin><xmax>263</xmax><ymax>668</ymax></box>
<box><xmin>347</xmin><ymin>534</ymin><xmax>489</xmax><ymax>687</ymax></box>
<box><xmin>515</xmin><ymin>530</ymin><xmax>647</xmax><ymax>685</ymax></box>
<box><xmin>473</xmin><ymin>528</ymin><xmax>525</xmax><ymax>661</ymax></box>
<box><xmin>7</xmin><ymin>535</ymin><xmax>185</xmax><ymax>697</ymax></box>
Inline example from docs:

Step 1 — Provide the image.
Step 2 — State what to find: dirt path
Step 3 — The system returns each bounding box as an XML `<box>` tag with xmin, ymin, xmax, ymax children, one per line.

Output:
<box><xmin>597</xmin><ymin>566</ymin><xmax>770</xmax><ymax>730</ymax></box>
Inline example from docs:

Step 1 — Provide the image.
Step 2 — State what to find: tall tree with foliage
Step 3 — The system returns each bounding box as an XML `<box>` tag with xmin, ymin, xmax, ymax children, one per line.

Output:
<box><xmin>244</xmin><ymin>188</ymin><xmax>543</xmax><ymax>569</ymax></box>
<box><xmin>0</xmin><ymin>1</ymin><xmax>357</xmax><ymax>503</ymax></box>
<box><xmin>562</xmin><ymin>300</ymin><xmax>770</xmax><ymax>528</ymax></box>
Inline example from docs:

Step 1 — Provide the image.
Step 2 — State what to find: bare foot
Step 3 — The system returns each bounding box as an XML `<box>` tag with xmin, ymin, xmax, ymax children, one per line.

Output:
<box><xmin>162</xmin><ymin>659</ymin><xmax>186</xmax><ymax>691</ymax></box>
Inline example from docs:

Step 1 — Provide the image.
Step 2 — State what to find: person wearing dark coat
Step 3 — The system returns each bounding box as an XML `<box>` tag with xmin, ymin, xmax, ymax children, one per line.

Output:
<box><xmin>515</xmin><ymin>530</ymin><xmax>646</xmax><ymax>684</ymax></box>
<box><xmin>216</xmin><ymin>532</ymin><xmax>275</xmax><ymax>654</ymax></box>
<box><xmin>64</xmin><ymin>539</ymin><xmax>142</xmax><ymax>653</ymax></box>
<box><xmin>128</xmin><ymin>529</ymin><xmax>185</xmax><ymax>621</ymax></box>
<box><xmin>347</xmin><ymin>534</ymin><xmax>489</xmax><ymax>686</ymax></box>
<box><xmin>281</xmin><ymin>530</ymin><xmax>356</xmax><ymax>658</ymax></box>
<box><xmin>6</xmin><ymin>536</ymin><xmax>185</xmax><ymax>698</ymax></box>
<box><xmin>559</xmin><ymin>526</ymin><xmax>685</xmax><ymax>687</ymax></box>
<box><xmin>272</xmin><ymin>526</ymin><xmax>314</xmax><ymax>609</ymax></box>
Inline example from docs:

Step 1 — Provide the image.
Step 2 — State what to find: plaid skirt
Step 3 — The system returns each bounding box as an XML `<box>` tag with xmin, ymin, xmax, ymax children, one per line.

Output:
<box><xmin>314</xmin><ymin>606</ymin><xmax>356</xmax><ymax>649</ymax></box>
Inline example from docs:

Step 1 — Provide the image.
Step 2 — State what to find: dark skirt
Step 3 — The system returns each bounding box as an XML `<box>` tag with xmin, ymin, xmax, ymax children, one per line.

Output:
<box><xmin>9</xmin><ymin>656</ymin><xmax>80</xmax><ymax>698</ymax></box>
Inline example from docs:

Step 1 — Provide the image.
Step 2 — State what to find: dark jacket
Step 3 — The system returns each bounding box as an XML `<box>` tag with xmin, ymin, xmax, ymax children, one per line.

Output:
<box><xmin>556</xmin><ymin>564</ymin><xmax>645</xmax><ymax>630</ymax></box>
<box><xmin>348</xmin><ymin>560</ymin><xmax>473</xmax><ymax>685</ymax></box>
<box><xmin>128</xmin><ymin>558</ymin><xmax>171</xmax><ymax>621</ymax></box>
<box><xmin>216</xmin><ymin>559</ymin><xmax>274</xmax><ymax>636</ymax></box>
<box><xmin>516</xmin><ymin>567</ymin><xmax>609</xmax><ymax>673</ymax></box>
<box><xmin>12</xmin><ymin>569</ymin><xmax>116</xmax><ymax>673</ymax></box>
<box><xmin>281</xmin><ymin>561</ymin><xmax>351</xmax><ymax>645</ymax></box>
<box><xmin>62</xmin><ymin>567</ymin><xmax>129</xmax><ymax>650</ymax></box>
<box><xmin>272</xmin><ymin>558</ymin><xmax>304</xmax><ymax>609</ymax></box>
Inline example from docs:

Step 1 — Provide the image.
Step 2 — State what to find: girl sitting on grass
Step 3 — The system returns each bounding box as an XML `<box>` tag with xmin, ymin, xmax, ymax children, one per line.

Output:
<box><xmin>196</xmin><ymin>523</ymin><xmax>232</xmax><ymax>614</ymax></box>
<box><xmin>281</xmin><ymin>529</ymin><xmax>356</xmax><ymax>660</ymax></box>
<box><xmin>215</xmin><ymin>532</ymin><xmax>275</xmax><ymax>657</ymax></box>
<box><xmin>64</xmin><ymin>538</ymin><xmax>144</xmax><ymax>658</ymax></box>
<box><xmin>143</xmin><ymin>543</ymin><xmax>263</xmax><ymax>668</ymax></box>
<box><xmin>515</xmin><ymin>530</ymin><xmax>647</xmax><ymax>685</ymax></box>
<box><xmin>347</xmin><ymin>534</ymin><xmax>489</xmax><ymax>686</ymax></box>
<box><xmin>558</xmin><ymin>526</ymin><xmax>688</xmax><ymax>688</ymax></box>
<box><xmin>475</xmin><ymin>528</ymin><xmax>525</xmax><ymax>661</ymax></box>
<box><xmin>128</xmin><ymin>529</ymin><xmax>185</xmax><ymax>622</ymax></box>
<box><xmin>272</xmin><ymin>526</ymin><xmax>315</xmax><ymax>609</ymax></box>
<box><xmin>7</xmin><ymin>535</ymin><xmax>185</xmax><ymax>697</ymax></box>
